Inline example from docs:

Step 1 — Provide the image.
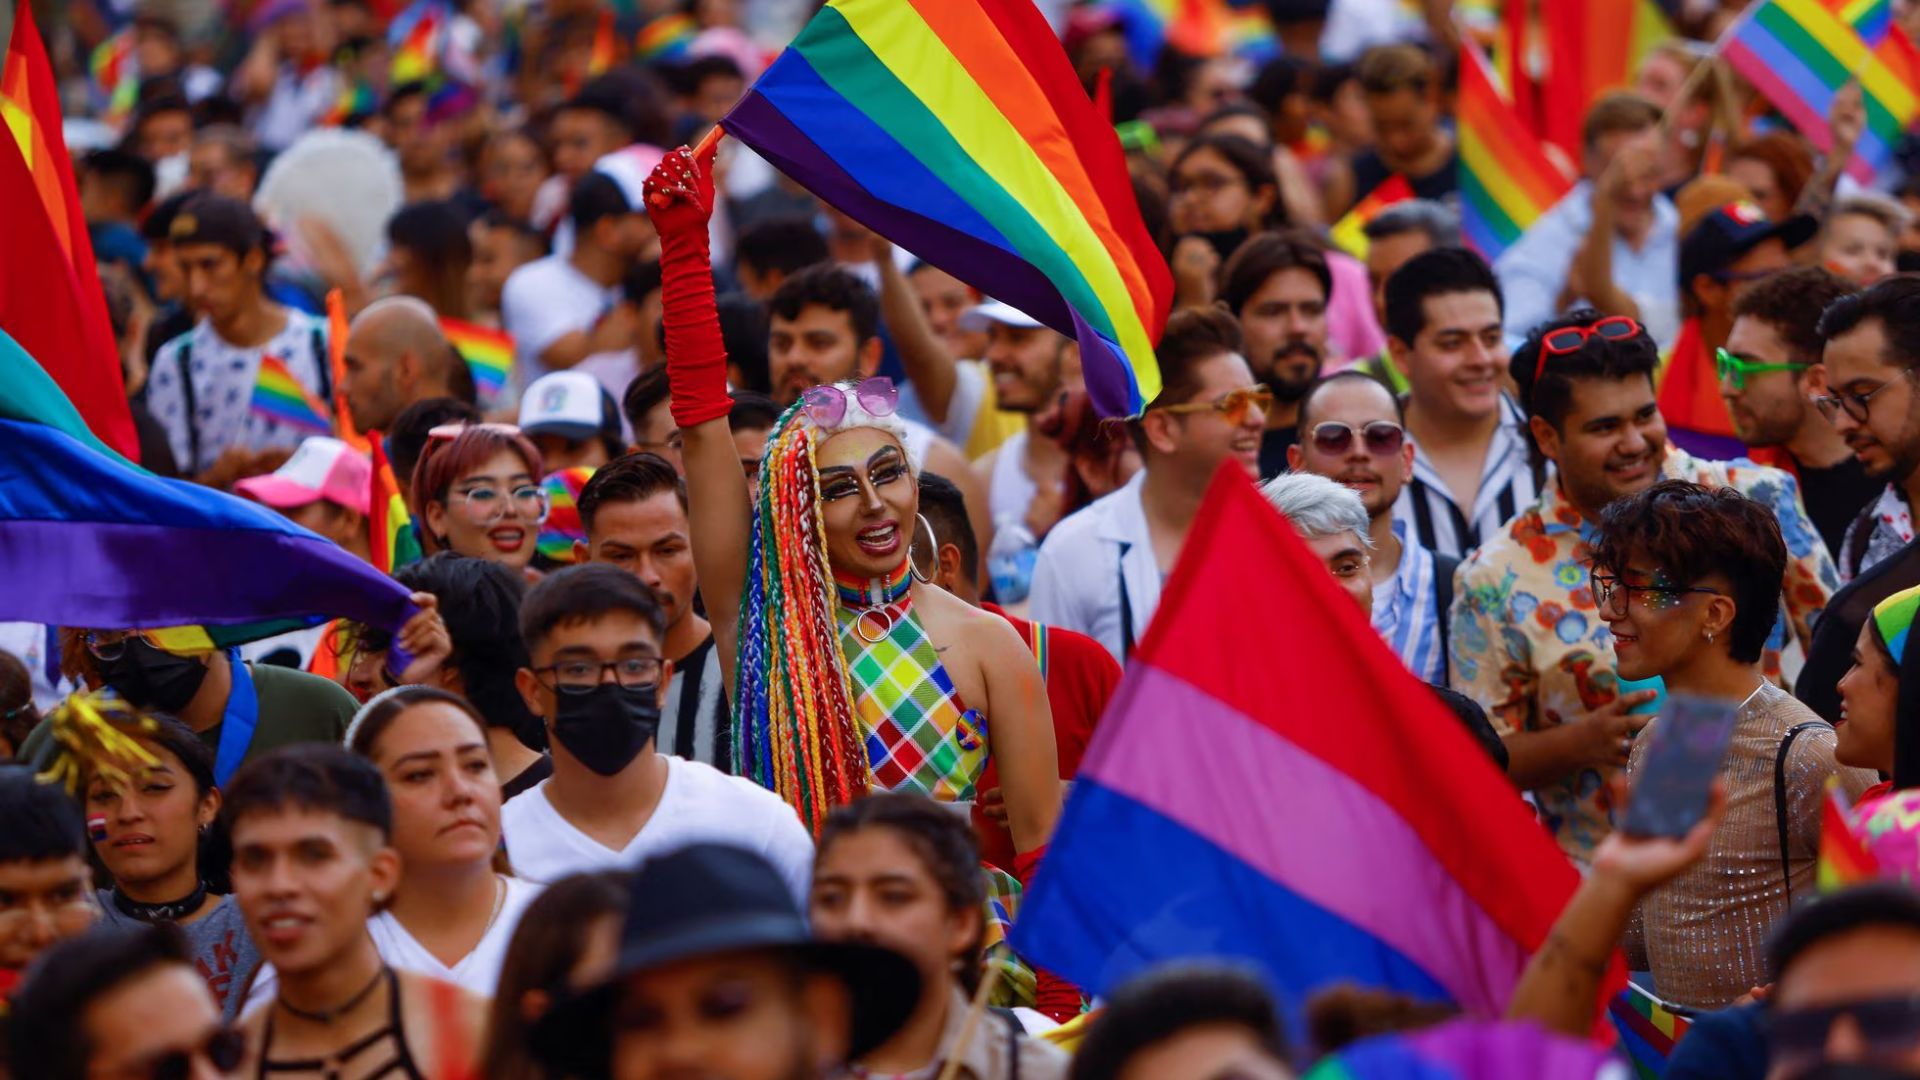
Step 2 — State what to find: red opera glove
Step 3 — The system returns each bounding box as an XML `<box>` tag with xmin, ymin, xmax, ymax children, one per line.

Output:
<box><xmin>643</xmin><ymin>145</ymin><xmax>732</xmax><ymax>430</ymax></box>
<box><xmin>1014</xmin><ymin>845</ymin><xmax>1083</xmax><ymax>1022</ymax></box>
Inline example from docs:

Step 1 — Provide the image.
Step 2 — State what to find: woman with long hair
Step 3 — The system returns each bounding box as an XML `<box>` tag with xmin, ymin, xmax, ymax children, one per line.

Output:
<box><xmin>1834</xmin><ymin>581</ymin><xmax>1920</xmax><ymax>802</ymax></box>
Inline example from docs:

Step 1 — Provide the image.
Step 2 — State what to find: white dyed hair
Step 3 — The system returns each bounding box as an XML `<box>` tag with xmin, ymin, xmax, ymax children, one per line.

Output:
<box><xmin>1261</xmin><ymin>472</ymin><xmax>1374</xmax><ymax>549</ymax></box>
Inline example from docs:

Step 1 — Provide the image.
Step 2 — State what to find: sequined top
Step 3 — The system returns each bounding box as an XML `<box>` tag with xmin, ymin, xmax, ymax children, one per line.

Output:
<box><xmin>1450</xmin><ymin>448</ymin><xmax>1838</xmax><ymax>863</ymax></box>
<box><xmin>1625</xmin><ymin>684</ymin><xmax>1878</xmax><ymax>1010</ymax></box>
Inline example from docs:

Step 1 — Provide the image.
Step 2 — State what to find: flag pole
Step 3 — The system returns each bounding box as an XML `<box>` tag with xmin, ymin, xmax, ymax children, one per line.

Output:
<box><xmin>694</xmin><ymin>122</ymin><xmax>726</xmax><ymax>163</ymax></box>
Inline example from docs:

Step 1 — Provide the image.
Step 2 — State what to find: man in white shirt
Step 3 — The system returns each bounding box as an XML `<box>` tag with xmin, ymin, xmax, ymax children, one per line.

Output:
<box><xmin>503</xmin><ymin>564</ymin><xmax>812</xmax><ymax>897</ymax></box>
<box><xmin>1030</xmin><ymin>308</ymin><xmax>1267</xmax><ymax>661</ymax></box>
<box><xmin>500</xmin><ymin>172</ymin><xmax>650</xmax><ymax>393</ymax></box>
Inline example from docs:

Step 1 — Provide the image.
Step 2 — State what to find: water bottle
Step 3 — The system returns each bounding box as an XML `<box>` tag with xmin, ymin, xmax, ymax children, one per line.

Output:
<box><xmin>987</xmin><ymin>516</ymin><xmax>1038</xmax><ymax>604</ymax></box>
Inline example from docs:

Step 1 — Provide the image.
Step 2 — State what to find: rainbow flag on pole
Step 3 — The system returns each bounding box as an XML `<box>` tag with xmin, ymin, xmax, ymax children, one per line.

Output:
<box><xmin>636</xmin><ymin>13</ymin><xmax>698</xmax><ymax>61</ymax></box>
<box><xmin>389</xmin><ymin>0</ymin><xmax>447</xmax><ymax>84</ymax></box>
<box><xmin>367</xmin><ymin>434</ymin><xmax>422</xmax><ymax>576</ymax></box>
<box><xmin>1329</xmin><ymin>174</ymin><xmax>1413</xmax><ymax>260</ymax></box>
<box><xmin>251</xmin><ymin>356</ymin><xmax>333</xmax><ymax>433</ymax></box>
<box><xmin>441</xmin><ymin>317</ymin><xmax>513</xmax><ymax>409</ymax></box>
<box><xmin>1014</xmin><ymin>465</ymin><xmax>1615</xmax><ymax>1034</ymax></box>
<box><xmin>1724</xmin><ymin>0</ymin><xmax>1920</xmax><ymax>181</ymax></box>
<box><xmin>721</xmin><ymin>0</ymin><xmax>1171</xmax><ymax>417</ymax></box>
<box><xmin>1458</xmin><ymin>42</ymin><xmax>1575</xmax><ymax>263</ymax></box>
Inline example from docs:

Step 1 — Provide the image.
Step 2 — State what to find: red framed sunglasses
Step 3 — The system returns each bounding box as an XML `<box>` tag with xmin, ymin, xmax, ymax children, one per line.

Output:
<box><xmin>1535</xmin><ymin>316</ymin><xmax>1643</xmax><ymax>382</ymax></box>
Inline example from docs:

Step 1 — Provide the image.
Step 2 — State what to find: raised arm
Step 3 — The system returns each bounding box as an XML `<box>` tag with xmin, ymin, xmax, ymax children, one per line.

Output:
<box><xmin>977</xmin><ymin>617</ymin><xmax>1062</xmax><ymax>854</ymax></box>
<box><xmin>872</xmin><ymin>238</ymin><xmax>960</xmax><ymax>426</ymax></box>
<box><xmin>646</xmin><ymin>145</ymin><xmax>751</xmax><ymax>696</ymax></box>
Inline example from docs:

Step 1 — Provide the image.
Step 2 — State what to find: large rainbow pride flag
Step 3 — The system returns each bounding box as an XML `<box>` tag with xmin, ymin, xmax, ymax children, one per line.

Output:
<box><xmin>720</xmin><ymin>0</ymin><xmax>1171</xmax><ymax>417</ymax></box>
<box><xmin>1459</xmin><ymin>42</ymin><xmax>1575</xmax><ymax>263</ymax></box>
<box><xmin>0</xmin><ymin>330</ymin><xmax>416</xmax><ymax>648</ymax></box>
<box><xmin>1015</xmin><ymin>464</ymin><xmax>1615</xmax><ymax>1035</ymax></box>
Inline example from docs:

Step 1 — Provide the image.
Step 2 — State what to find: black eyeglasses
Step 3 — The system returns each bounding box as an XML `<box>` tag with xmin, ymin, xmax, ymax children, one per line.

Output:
<box><xmin>1814</xmin><ymin>369</ymin><xmax>1915</xmax><ymax>424</ymax></box>
<box><xmin>1765</xmin><ymin>992</ymin><xmax>1920</xmax><ymax>1070</ymax></box>
<box><xmin>1308</xmin><ymin>420</ymin><xmax>1406</xmax><ymax>457</ymax></box>
<box><xmin>532</xmin><ymin>657</ymin><xmax>664</xmax><ymax>694</ymax></box>
<box><xmin>1589</xmin><ymin>571</ymin><xmax>1720</xmax><ymax>614</ymax></box>
<box><xmin>143</xmin><ymin>1024</ymin><xmax>246</xmax><ymax>1080</ymax></box>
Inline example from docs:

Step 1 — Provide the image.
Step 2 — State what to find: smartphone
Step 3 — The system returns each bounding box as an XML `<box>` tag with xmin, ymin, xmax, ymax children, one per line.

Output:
<box><xmin>1619</xmin><ymin>692</ymin><xmax>1742</xmax><ymax>839</ymax></box>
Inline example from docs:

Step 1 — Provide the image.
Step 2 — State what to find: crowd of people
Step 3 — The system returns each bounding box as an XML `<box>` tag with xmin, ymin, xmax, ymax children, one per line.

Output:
<box><xmin>20</xmin><ymin>0</ymin><xmax>1920</xmax><ymax>1076</ymax></box>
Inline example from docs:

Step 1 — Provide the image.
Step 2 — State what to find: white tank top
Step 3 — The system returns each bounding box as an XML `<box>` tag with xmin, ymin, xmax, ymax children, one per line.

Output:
<box><xmin>988</xmin><ymin>430</ymin><xmax>1038</xmax><ymax>525</ymax></box>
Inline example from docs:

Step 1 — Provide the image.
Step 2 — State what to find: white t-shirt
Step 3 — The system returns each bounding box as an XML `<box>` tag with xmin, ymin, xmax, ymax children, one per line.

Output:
<box><xmin>500</xmin><ymin>755</ymin><xmax>814</xmax><ymax>902</ymax></box>
<box><xmin>244</xmin><ymin>875</ymin><xmax>545</xmax><ymax>1012</ymax></box>
<box><xmin>499</xmin><ymin>254</ymin><xmax>621</xmax><ymax>392</ymax></box>
<box><xmin>146</xmin><ymin>309</ymin><xmax>331</xmax><ymax>474</ymax></box>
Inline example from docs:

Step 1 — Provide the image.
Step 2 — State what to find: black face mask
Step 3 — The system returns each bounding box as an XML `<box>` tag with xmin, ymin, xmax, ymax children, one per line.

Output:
<box><xmin>99</xmin><ymin>640</ymin><xmax>211</xmax><ymax>712</ymax></box>
<box><xmin>550</xmin><ymin>684</ymin><xmax>660</xmax><ymax>777</ymax></box>
<box><xmin>1189</xmin><ymin>227</ymin><xmax>1252</xmax><ymax>263</ymax></box>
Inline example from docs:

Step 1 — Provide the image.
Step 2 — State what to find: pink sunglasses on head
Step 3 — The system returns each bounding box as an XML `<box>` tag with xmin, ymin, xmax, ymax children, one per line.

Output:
<box><xmin>801</xmin><ymin>377</ymin><xmax>899</xmax><ymax>429</ymax></box>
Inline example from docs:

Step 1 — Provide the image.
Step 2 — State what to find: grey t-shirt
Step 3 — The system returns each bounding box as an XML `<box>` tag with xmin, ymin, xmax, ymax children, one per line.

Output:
<box><xmin>97</xmin><ymin>892</ymin><xmax>261</xmax><ymax>1020</ymax></box>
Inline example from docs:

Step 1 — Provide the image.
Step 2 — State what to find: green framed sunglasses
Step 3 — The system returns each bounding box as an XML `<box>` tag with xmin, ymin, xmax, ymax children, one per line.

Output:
<box><xmin>1715</xmin><ymin>347</ymin><xmax>1808</xmax><ymax>390</ymax></box>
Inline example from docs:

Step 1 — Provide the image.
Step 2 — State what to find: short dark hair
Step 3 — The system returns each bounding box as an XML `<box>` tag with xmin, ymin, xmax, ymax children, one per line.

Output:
<box><xmin>220</xmin><ymin>744</ymin><xmax>393</xmax><ymax>841</ymax></box>
<box><xmin>1150</xmin><ymin>307</ymin><xmax>1244</xmax><ymax>409</ymax></box>
<box><xmin>0</xmin><ymin>765</ymin><xmax>85</xmax><ymax>865</ymax></box>
<box><xmin>1731</xmin><ymin>266</ymin><xmax>1855</xmax><ymax>367</ymax></box>
<box><xmin>735</xmin><ymin>218</ymin><xmax>829</xmax><ymax>282</ymax></box>
<box><xmin>916</xmin><ymin>473</ymin><xmax>979</xmax><ymax>587</ymax></box>
<box><xmin>570</xmin><ymin>171</ymin><xmax>632</xmax><ymax>232</ymax></box>
<box><xmin>83</xmin><ymin>148</ymin><xmax>156</xmax><ymax>213</ymax></box>
<box><xmin>1358</xmin><ymin>43</ymin><xmax>1435</xmax><ymax>96</ymax></box>
<box><xmin>577</xmin><ymin>452</ymin><xmax>687</xmax><ymax>535</ymax></box>
<box><xmin>0</xmin><ymin>651</ymin><xmax>40</xmax><ymax>754</ymax></box>
<box><xmin>1383</xmin><ymin>246</ymin><xmax>1503</xmax><ymax>346</ymax></box>
<box><xmin>347</xmin><ymin>685</ymin><xmax>489</xmax><ymax>760</ymax></box>
<box><xmin>718</xmin><ymin>293</ymin><xmax>772</xmax><ymax>394</ymax></box>
<box><xmin>386</xmin><ymin>199</ymin><xmax>473</xmax><ymax>263</ymax></box>
<box><xmin>394</xmin><ymin>553</ymin><xmax>540</xmax><ymax>741</ymax></box>
<box><xmin>621</xmin><ymin>365</ymin><xmax>672</xmax><ymax>438</ymax></box>
<box><xmin>520</xmin><ymin>563</ymin><xmax>668</xmax><ymax>655</ymax></box>
<box><xmin>729</xmin><ymin>390</ymin><xmax>782</xmax><ymax>433</ymax></box>
<box><xmin>1297</xmin><ymin>370</ymin><xmax>1406</xmax><ymax>432</ymax></box>
<box><xmin>1430</xmin><ymin>686</ymin><xmax>1510</xmax><ymax>772</ymax></box>
<box><xmin>9</xmin><ymin>922</ymin><xmax>193</xmax><ymax>1080</ymax></box>
<box><xmin>1591</xmin><ymin>481</ymin><xmax>1787</xmax><ymax>664</ymax></box>
<box><xmin>768</xmin><ymin>264</ymin><xmax>879</xmax><ymax>344</ymax></box>
<box><xmin>1770</xmin><ymin>883</ymin><xmax>1920</xmax><ymax>985</ymax></box>
<box><xmin>477</xmin><ymin>208</ymin><xmax>549</xmax><ymax>255</ymax></box>
<box><xmin>1816</xmin><ymin>274</ymin><xmax>1920</xmax><ymax>371</ymax></box>
<box><xmin>1582</xmin><ymin>91</ymin><xmax>1662</xmax><ymax>150</ymax></box>
<box><xmin>623</xmin><ymin>258</ymin><xmax>663</xmax><ymax>305</ymax></box>
<box><xmin>388</xmin><ymin>397</ymin><xmax>482</xmax><ymax>486</ymax></box>
<box><xmin>556</xmin><ymin>81</ymin><xmax>637</xmax><ymax>138</ymax></box>
<box><xmin>1219</xmin><ymin>231</ymin><xmax>1330</xmax><ymax>317</ymax></box>
<box><xmin>1510</xmin><ymin>308</ymin><xmax>1661</xmax><ymax>431</ymax></box>
<box><xmin>1071</xmin><ymin>964</ymin><xmax>1289</xmax><ymax>1080</ymax></box>
<box><xmin>1169</xmin><ymin>134</ymin><xmax>1284</xmax><ymax>229</ymax></box>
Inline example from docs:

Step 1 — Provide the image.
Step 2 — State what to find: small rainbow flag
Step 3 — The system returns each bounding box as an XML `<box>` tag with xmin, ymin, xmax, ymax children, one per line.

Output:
<box><xmin>87</xmin><ymin>31</ymin><xmax>137</xmax><ymax>123</ymax></box>
<box><xmin>1458</xmin><ymin>41</ymin><xmax>1574</xmax><ymax>263</ymax></box>
<box><xmin>1724</xmin><ymin>0</ymin><xmax>1920</xmax><ymax>182</ymax></box>
<box><xmin>389</xmin><ymin>0</ymin><xmax>446</xmax><ymax>85</ymax></box>
<box><xmin>368</xmin><ymin>434</ymin><xmax>422</xmax><ymax>576</ymax></box>
<box><xmin>1608</xmin><ymin>982</ymin><xmax>1694</xmax><ymax>1080</ymax></box>
<box><xmin>1329</xmin><ymin>174</ymin><xmax>1413</xmax><ymax>260</ymax></box>
<box><xmin>441</xmin><ymin>318</ymin><xmax>512</xmax><ymax>409</ymax></box>
<box><xmin>536</xmin><ymin>466</ymin><xmax>594</xmax><ymax>565</ymax></box>
<box><xmin>1111</xmin><ymin>0</ymin><xmax>1283</xmax><ymax>67</ymax></box>
<box><xmin>588</xmin><ymin>9</ymin><xmax>619</xmax><ymax>75</ymax></box>
<box><xmin>1820</xmin><ymin>779</ymin><xmax>1881</xmax><ymax>891</ymax></box>
<box><xmin>251</xmin><ymin>356</ymin><xmax>332</xmax><ymax>433</ymax></box>
<box><xmin>321</xmin><ymin>79</ymin><xmax>377</xmax><ymax>127</ymax></box>
<box><xmin>636</xmin><ymin>13</ymin><xmax>697</xmax><ymax>62</ymax></box>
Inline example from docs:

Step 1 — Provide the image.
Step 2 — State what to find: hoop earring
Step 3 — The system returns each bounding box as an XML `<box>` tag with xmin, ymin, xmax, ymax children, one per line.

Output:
<box><xmin>909</xmin><ymin>514</ymin><xmax>938</xmax><ymax>584</ymax></box>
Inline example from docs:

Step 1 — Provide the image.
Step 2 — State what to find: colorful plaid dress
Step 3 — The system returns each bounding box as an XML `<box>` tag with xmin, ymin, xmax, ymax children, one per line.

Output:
<box><xmin>833</xmin><ymin>562</ymin><xmax>990</xmax><ymax>802</ymax></box>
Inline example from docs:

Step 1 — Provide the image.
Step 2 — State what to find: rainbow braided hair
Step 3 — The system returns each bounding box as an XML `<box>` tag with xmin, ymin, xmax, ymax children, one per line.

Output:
<box><xmin>733</xmin><ymin>391</ymin><xmax>916</xmax><ymax>832</ymax></box>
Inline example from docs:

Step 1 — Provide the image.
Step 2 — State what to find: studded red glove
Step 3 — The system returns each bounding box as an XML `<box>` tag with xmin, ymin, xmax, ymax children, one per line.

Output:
<box><xmin>643</xmin><ymin>144</ymin><xmax>731</xmax><ymax>430</ymax></box>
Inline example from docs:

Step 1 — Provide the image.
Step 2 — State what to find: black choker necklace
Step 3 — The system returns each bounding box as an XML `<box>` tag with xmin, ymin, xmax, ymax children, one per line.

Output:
<box><xmin>277</xmin><ymin>965</ymin><xmax>389</xmax><ymax>1025</ymax></box>
<box><xmin>111</xmin><ymin>881</ymin><xmax>208</xmax><ymax>923</ymax></box>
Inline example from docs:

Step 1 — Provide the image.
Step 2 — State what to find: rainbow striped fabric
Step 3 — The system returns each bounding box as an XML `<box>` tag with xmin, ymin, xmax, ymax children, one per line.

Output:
<box><xmin>722</xmin><ymin>0</ymin><xmax>1171</xmax><ymax>417</ymax></box>
<box><xmin>636</xmin><ymin>13</ymin><xmax>697</xmax><ymax>61</ymax></box>
<box><xmin>368</xmin><ymin>435</ymin><xmax>422</xmax><ymax>576</ymax></box>
<box><xmin>1725</xmin><ymin>0</ymin><xmax>1920</xmax><ymax>181</ymax></box>
<box><xmin>251</xmin><ymin>356</ymin><xmax>332</xmax><ymax>433</ymax></box>
<box><xmin>1458</xmin><ymin>42</ymin><xmax>1574</xmax><ymax>262</ymax></box>
<box><xmin>1835</xmin><ymin>0</ymin><xmax>1894</xmax><ymax>44</ymax></box>
<box><xmin>389</xmin><ymin>0</ymin><xmax>447</xmax><ymax>84</ymax></box>
<box><xmin>1820</xmin><ymin>780</ymin><xmax>1881</xmax><ymax>890</ymax></box>
<box><xmin>1329</xmin><ymin>174</ymin><xmax>1412</xmax><ymax>260</ymax></box>
<box><xmin>87</xmin><ymin>31</ymin><xmax>137</xmax><ymax>122</ymax></box>
<box><xmin>536</xmin><ymin>466</ymin><xmax>594</xmax><ymax>565</ymax></box>
<box><xmin>1609</xmin><ymin>982</ymin><xmax>1694</xmax><ymax>1079</ymax></box>
<box><xmin>441</xmin><ymin>318</ymin><xmax>513</xmax><ymax>408</ymax></box>
<box><xmin>1108</xmin><ymin>0</ymin><xmax>1288</xmax><ymax>65</ymax></box>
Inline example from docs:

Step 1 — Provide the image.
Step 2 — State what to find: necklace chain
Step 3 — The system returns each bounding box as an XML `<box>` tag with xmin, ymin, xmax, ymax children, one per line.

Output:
<box><xmin>276</xmin><ymin>964</ymin><xmax>387</xmax><ymax>1025</ymax></box>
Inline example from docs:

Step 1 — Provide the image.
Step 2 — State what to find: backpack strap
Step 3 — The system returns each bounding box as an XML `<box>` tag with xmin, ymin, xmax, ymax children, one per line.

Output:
<box><xmin>309</xmin><ymin>322</ymin><xmax>332</xmax><ymax>402</ymax></box>
<box><xmin>174</xmin><ymin>339</ymin><xmax>200</xmax><ymax>471</ymax></box>
<box><xmin>1432</xmin><ymin>551</ymin><xmax>1460</xmax><ymax>680</ymax></box>
<box><xmin>1775</xmin><ymin>720</ymin><xmax>1830</xmax><ymax>897</ymax></box>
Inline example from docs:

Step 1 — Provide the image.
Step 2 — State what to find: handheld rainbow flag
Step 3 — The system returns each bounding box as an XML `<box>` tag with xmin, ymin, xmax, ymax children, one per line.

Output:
<box><xmin>1458</xmin><ymin>42</ymin><xmax>1575</xmax><ymax>263</ymax></box>
<box><xmin>367</xmin><ymin>434</ymin><xmax>422</xmax><ymax>575</ymax></box>
<box><xmin>1820</xmin><ymin>779</ymin><xmax>1881</xmax><ymax>890</ymax></box>
<box><xmin>442</xmin><ymin>317</ymin><xmax>513</xmax><ymax>409</ymax></box>
<box><xmin>1329</xmin><ymin>174</ymin><xmax>1413</xmax><ymax>260</ymax></box>
<box><xmin>1538</xmin><ymin>0</ymin><xmax>1675</xmax><ymax>159</ymax></box>
<box><xmin>588</xmin><ymin>9</ymin><xmax>619</xmax><ymax>75</ymax></box>
<box><xmin>720</xmin><ymin>0</ymin><xmax>1172</xmax><ymax>418</ymax></box>
<box><xmin>1609</xmin><ymin>982</ymin><xmax>1695</xmax><ymax>1080</ymax></box>
<box><xmin>252</xmin><ymin>356</ymin><xmax>333</xmax><ymax>434</ymax></box>
<box><xmin>1302</xmin><ymin>1019</ymin><xmax>1622</xmax><ymax>1080</ymax></box>
<box><xmin>536</xmin><ymin>466</ymin><xmax>594</xmax><ymax>565</ymax></box>
<box><xmin>389</xmin><ymin>0</ymin><xmax>447</xmax><ymax>84</ymax></box>
<box><xmin>1014</xmin><ymin>464</ymin><xmax>1616</xmax><ymax>1035</ymax></box>
<box><xmin>1724</xmin><ymin>0</ymin><xmax>1920</xmax><ymax>181</ymax></box>
<box><xmin>87</xmin><ymin>31</ymin><xmax>138</xmax><ymax>124</ymax></box>
<box><xmin>0</xmin><ymin>329</ymin><xmax>415</xmax><ymax>647</ymax></box>
<box><xmin>636</xmin><ymin>12</ymin><xmax>698</xmax><ymax>62</ymax></box>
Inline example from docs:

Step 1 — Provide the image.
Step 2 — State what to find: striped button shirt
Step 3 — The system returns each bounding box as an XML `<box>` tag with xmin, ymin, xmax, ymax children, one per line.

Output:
<box><xmin>1392</xmin><ymin>394</ymin><xmax>1545</xmax><ymax>560</ymax></box>
<box><xmin>1371</xmin><ymin>523</ymin><xmax>1446</xmax><ymax>686</ymax></box>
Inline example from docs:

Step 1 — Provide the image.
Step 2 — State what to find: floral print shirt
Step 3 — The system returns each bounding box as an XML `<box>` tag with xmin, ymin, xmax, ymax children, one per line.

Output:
<box><xmin>1448</xmin><ymin>448</ymin><xmax>1838</xmax><ymax>863</ymax></box>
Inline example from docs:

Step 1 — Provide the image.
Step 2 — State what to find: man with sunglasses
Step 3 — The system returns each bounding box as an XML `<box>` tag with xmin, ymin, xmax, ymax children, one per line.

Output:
<box><xmin>1811</xmin><ymin>278</ymin><xmax>1920</xmax><ymax>583</ymax></box>
<box><xmin>1452</xmin><ymin>311</ymin><xmax>1837</xmax><ymax>864</ymax></box>
<box><xmin>1721</xmin><ymin>267</ymin><xmax>1875</xmax><ymax>559</ymax></box>
<box><xmin>1288</xmin><ymin>372</ymin><xmax>1454</xmax><ymax>685</ymax></box>
<box><xmin>503</xmin><ymin>564</ymin><xmax>812</xmax><ymax>892</ymax></box>
<box><xmin>9</xmin><ymin>922</ymin><xmax>241</xmax><ymax>1080</ymax></box>
<box><xmin>1763</xmin><ymin>884</ymin><xmax>1920</xmax><ymax>1078</ymax></box>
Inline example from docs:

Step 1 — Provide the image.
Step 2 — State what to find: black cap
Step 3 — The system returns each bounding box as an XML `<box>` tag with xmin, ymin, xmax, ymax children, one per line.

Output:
<box><xmin>1679</xmin><ymin>200</ymin><xmax>1819</xmax><ymax>291</ymax></box>
<box><xmin>167</xmin><ymin>193</ymin><xmax>268</xmax><ymax>255</ymax></box>
<box><xmin>530</xmin><ymin>844</ymin><xmax>920</xmax><ymax>1075</ymax></box>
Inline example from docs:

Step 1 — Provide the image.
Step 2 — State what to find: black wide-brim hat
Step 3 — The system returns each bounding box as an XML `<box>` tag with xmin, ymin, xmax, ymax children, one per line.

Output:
<box><xmin>529</xmin><ymin>843</ymin><xmax>922</xmax><ymax>1076</ymax></box>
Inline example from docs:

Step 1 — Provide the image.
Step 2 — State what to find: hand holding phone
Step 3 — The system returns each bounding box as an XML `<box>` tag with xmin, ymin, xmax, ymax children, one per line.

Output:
<box><xmin>1620</xmin><ymin>692</ymin><xmax>1743</xmax><ymax>839</ymax></box>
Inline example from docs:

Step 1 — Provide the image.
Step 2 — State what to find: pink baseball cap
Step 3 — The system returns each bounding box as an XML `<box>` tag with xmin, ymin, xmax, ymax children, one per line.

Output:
<box><xmin>235</xmin><ymin>437</ymin><xmax>372</xmax><ymax>516</ymax></box>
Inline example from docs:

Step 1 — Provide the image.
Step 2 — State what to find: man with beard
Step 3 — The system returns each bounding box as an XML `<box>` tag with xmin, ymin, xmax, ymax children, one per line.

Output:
<box><xmin>1721</xmin><ymin>267</ymin><xmax>1875</xmax><ymax>559</ymax></box>
<box><xmin>966</xmin><ymin>302</ymin><xmax>1083</xmax><ymax>543</ymax></box>
<box><xmin>1289</xmin><ymin>372</ymin><xmax>1454</xmax><ymax>685</ymax></box>
<box><xmin>1383</xmin><ymin>247</ymin><xmax>1542</xmax><ymax>558</ymax></box>
<box><xmin>1219</xmin><ymin>232</ymin><xmax>1330</xmax><ymax>478</ymax></box>
<box><xmin>1452</xmin><ymin>310</ymin><xmax>1836</xmax><ymax>864</ymax></box>
<box><xmin>1811</xmin><ymin>278</ymin><xmax>1920</xmax><ymax>581</ymax></box>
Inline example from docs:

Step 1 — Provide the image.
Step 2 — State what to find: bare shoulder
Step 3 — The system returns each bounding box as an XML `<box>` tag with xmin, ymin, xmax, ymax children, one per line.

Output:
<box><xmin>916</xmin><ymin>585</ymin><xmax>1027</xmax><ymax>655</ymax></box>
